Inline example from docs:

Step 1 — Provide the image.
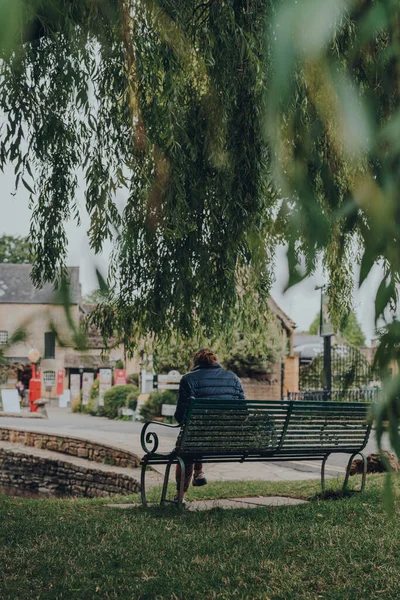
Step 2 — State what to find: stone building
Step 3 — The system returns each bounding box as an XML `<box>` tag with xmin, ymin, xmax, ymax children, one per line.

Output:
<box><xmin>239</xmin><ymin>297</ymin><xmax>299</xmax><ymax>401</ymax></box>
<box><xmin>0</xmin><ymin>264</ymin><xmax>140</xmax><ymax>399</ymax></box>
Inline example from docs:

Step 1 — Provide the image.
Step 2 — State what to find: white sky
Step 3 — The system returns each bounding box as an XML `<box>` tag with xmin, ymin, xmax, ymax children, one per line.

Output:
<box><xmin>0</xmin><ymin>161</ymin><xmax>382</xmax><ymax>344</ymax></box>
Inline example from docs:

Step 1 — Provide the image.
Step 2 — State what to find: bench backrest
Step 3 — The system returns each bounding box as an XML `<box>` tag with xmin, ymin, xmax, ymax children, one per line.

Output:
<box><xmin>177</xmin><ymin>398</ymin><xmax>372</xmax><ymax>458</ymax></box>
<box><xmin>279</xmin><ymin>400</ymin><xmax>372</xmax><ymax>454</ymax></box>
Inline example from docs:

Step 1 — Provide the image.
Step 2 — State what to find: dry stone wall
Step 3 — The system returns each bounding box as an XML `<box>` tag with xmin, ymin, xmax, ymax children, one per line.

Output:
<box><xmin>0</xmin><ymin>428</ymin><xmax>140</xmax><ymax>468</ymax></box>
<box><xmin>0</xmin><ymin>448</ymin><xmax>140</xmax><ymax>497</ymax></box>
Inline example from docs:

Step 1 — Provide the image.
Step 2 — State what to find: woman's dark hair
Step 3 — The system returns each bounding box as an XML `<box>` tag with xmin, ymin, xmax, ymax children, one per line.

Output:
<box><xmin>193</xmin><ymin>348</ymin><xmax>218</xmax><ymax>367</ymax></box>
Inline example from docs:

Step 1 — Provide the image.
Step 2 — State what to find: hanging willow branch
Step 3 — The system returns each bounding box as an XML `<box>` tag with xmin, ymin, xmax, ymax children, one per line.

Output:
<box><xmin>0</xmin><ymin>0</ymin><xmax>276</xmax><ymax>351</ymax></box>
<box><xmin>1</xmin><ymin>0</ymin><xmax>400</xmax><ymax>373</ymax></box>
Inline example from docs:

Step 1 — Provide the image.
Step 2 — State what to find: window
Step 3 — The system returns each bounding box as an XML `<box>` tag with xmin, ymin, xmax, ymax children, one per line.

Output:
<box><xmin>44</xmin><ymin>332</ymin><xmax>56</xmax><ymax>359</ymax></box>
<box><xmin>0</xmin><ymin>331</ymin><xmax>8</xmax><ymax>345</ymax></box>
<box><xmin>43</xmin><ymin>371</ymin><xmax>56</xmax><ymax>386</ymax></box>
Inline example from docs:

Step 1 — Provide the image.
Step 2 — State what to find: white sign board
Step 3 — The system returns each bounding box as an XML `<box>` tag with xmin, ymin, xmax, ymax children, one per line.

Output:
<box><xmin>156</xmin><ymin>370</ymin><xmax>182</xmax><ymax>391</ymax></box>
<box><xmin>119</xmin><ymin>407</ymin><xmax>135</xmax><ymax>417</ymax></box>
<box><xmin>141</xmin><ymin>369</ymin><xmax>155</xmax><ymax>394</ymax></box>
<box><xmin>70</xmin><ymin>374</ymin><xmax>81</xmax><ymax>401</ymax></box>
<box><xmin>158</xmin><ymin>370</ymin><xmax>182</xmax><ymax>383</ymax></box>
<box><xmin>161</xmin><ymin>404</ymin><xmax>176</xmax><ymax>417</ymax></box>
<box><xmin>158</xmin><ymin>384</ymin><xmax>180</xmax><ymax>390</ymax></box>
<box><xmin>1</xmin><ymin>389</ymin><xmax>21</xmax><ymax>413</ymax></box>
<box><xmin>59</xmin><ymin>389</ymin><xmax>70</xmax><ymax>408</ymax></box>
<box><xmin>82</xmin><ymin>372</ymin><xmax>94</xmax><ymax>406</ymax></box>
<box><xmin>99</xmin><ymin>369</ymin><xmax>112</xmax><ymax>407</ymax></box>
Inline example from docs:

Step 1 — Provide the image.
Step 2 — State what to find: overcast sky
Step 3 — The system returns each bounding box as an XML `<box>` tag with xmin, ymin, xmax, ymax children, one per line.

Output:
<box><xmin>0</xmin><ymin>161</ymin><xmax>382</xmax><ymax>344</ymax></box>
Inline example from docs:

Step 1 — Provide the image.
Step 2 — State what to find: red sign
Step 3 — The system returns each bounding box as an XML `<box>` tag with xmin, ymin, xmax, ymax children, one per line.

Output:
<box><xmin>114</xmin><ymin>369</ymin><xmax>126</xmax><ymax>386</ymax></box>
<box><xmin>56</xmin><ymin>369</ymin><xmax>64</xmax><ymax>395</ymax></box>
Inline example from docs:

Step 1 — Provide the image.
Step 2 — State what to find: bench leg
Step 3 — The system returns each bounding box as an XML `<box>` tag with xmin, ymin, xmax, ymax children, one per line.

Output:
<box><xmin>141</xmin><ymin>457</ymin><xmax>149</xmax><ymax>507</ymax></box>
<box><xmin>343</xmin><ymin>452</ymin><xmax>367</xmax><ymax>492</ymax></box>
<box><xmin>321</xmin><ymin>454</ymin><xmax>330</xmax><ymax>492</ymax></box>
<box><xmin>176</xmin><ymin>457</ymin><xmax>186</xmax><ymax>509</ymax></box>
<box><xmin>160</xmin><ymin>457</ymin><xmax>174</xmax><ymax>506</ymax></box>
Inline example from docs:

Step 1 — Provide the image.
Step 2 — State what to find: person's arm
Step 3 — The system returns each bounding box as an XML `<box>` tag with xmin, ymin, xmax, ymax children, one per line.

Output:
<box><xmin>175</xmin><ymin>377</ymin><xmax>192</xmax><ymax>424</ymax></box>
<box><xmin>235</xmin><ymin>375</ymin><xmax>246</xmax><ymax>400</ymax></box>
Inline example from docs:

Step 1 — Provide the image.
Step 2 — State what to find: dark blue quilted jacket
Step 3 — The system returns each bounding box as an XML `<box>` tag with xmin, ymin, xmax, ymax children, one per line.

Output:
<box><xmin>174</xmin><ymin>363</ymin><xmax>245</xmax><ymax>424</ymax></box>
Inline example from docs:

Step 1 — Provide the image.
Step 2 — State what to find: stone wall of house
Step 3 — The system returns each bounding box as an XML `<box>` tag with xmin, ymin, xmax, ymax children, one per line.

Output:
<box><xmin>0</xmin><ymin>428</ymin><xmax>140</xmax><ymax>468</ymax></box>
<box><xmin>0</xmin><ymin>448</ymin><xmax>140</xmax><ymax>497</ymax></box>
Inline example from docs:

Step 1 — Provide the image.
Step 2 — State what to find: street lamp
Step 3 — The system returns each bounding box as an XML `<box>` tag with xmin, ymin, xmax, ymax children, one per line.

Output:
<box><xmin>93</xmin><ymin>360</ymin><xmax>99</xmax><ymax>378</ymax></box>
<box><xmin>79</xmin><ymin>364</ymin><xmax>84</xmax><ymax>388</ymax></box>
<box><xmin>316</xmin><ymin>287</ymin><xmax>334</xmax><ymax>399</ymax></box>
<box><xmin>109</xmin><ymin>358</ymin><xmax>116</xmax><ymax>385</ymax></box>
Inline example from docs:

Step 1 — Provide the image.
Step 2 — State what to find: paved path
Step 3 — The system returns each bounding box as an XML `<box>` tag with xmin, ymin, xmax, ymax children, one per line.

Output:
<box><xmin>106</xmin><ymin>496</ymin><xmax>309</xmax><ymax>511</ymax></box>
<box><xmin>0</xmin><ymin>406</ymin><xmax>388</xmax><ymax>483</ymax></box>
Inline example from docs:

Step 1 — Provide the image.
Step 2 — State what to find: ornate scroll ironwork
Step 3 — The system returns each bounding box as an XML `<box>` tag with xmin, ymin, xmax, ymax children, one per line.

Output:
<box><xmin>140</xmin><ymin>421</ymin><xmax>181</xmax><ymax>454</ymax></box>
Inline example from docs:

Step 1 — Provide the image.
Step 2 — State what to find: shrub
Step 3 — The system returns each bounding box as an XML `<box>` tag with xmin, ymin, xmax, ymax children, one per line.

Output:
<box><xmin>126</xmin><ymin>372</ymin><xmax>139</xmax><ymax>386</ymax></box>
<box><xmin>71</xmin><ymin>393</ymin><xmax>82</xmax><ymax>413</ymax></box>
<box><xmin>103</xmin><ymin>384</ymin><xmax>139</xmax><ymax>419</ymax></box>
<box><xmin>85</xmin><ymin>378</ymin><xmax>100</xmax><ymax>415</ymax></box>
<box><xmin>126</xmin><ymin>390</ymin><xmax>139</xmax><ymax>411</ymax></box>
<box><xmin>140</xmin><ymin>390</ymin><xmax>177</xmax><ymax>421</ymax></box>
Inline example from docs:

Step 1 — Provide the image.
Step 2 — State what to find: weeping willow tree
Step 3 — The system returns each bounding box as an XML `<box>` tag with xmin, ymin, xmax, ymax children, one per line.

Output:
<box><xmin>0</xmin><ymin>0</ymin><xmax>277</xmax><ymax>351</ymax></box>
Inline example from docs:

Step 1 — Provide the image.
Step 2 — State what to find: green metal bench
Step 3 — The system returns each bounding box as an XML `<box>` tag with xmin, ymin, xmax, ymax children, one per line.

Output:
<box><xmin>140</xmin><ymin>398</ymin><xmax>372</xmax><ymax>507</ymax></box>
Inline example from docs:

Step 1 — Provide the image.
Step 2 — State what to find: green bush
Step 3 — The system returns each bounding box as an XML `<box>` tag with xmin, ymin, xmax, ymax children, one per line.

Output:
<box><xmin>85</xmin><ymin>378</ymin><xmax>100</xmax><ymax>415</ymax></box>
<box><xmin>103</xmin><ymin>384</ymin><xmax>139</xmax><ymax>419</ymax></box>
<box><xmin>71</xmin><ymin>392</ymin><xmax>82</xmax><ymax>413</ymax></box>
<box><xmin>126</xmin><ymin>372</ymin><xmax>139</xmax><ymax>386</ymax></box>
<box><xmin>126</xmin><ymin>390</ymin><xmax>139</xmax><ymax>411</ymax></box>
<box><xmin>140</xmin><ymin>390</ymin><xmax>177</xmax><ymax>421</ymax></box>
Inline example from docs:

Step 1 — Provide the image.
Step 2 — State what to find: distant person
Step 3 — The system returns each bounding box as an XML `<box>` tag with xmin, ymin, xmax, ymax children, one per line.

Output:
<box><xmin>174</xmin><ymin>348</ymin><xmax>246</xmax><ymax>502</ymax></box>
<box><xmin>15</xmin><ymin>380</ymin><xmax>25</xmax><ymax>401</ymax></box>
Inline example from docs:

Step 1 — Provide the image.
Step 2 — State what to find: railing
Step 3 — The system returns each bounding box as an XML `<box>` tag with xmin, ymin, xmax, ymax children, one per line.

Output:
<box><xmin>287</xmin><ymin>389</ymin><xmax>380</xmax><ymax>402</ymax></box>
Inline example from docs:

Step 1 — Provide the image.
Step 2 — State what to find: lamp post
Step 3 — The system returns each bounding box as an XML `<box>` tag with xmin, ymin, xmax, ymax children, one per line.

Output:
<box><xmin>109</xmin><ymin>358</ymin><xmax>116</xmax><ymax>385</ymax></box>
<box><xmin>79</xmin><ymin>364</ymin><xmax>84</xmax><ymax>387</ymax></box>
<box><xmin>317</xmin><ymin>288</ymin><xmax>334</xmax><ymax>399</ymax></box>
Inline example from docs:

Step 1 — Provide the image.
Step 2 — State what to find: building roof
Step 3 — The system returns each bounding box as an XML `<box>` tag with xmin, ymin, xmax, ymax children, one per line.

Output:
<box><xmin>267</xmin><ymin>297</ymin><xmax>296</xmax><ymax>332</ymax></box>
<box><xmin>79</xmin><ymin>303</ymin><xmax>119</xmax><ymax>349</ymax></box>
<box><xmin>0</xmin><ymin>264</ymin><xmax>81</xmax><ymax>305</ymax></box>
<box><xmin>293</xmin><ymin>333</ymin><xmax>324</xmax><ymax>361</ymax></box>
<box><xmin>293</xmin><ymin>333</ymin><xmax>322</xmax><ymax>347</ymax></box>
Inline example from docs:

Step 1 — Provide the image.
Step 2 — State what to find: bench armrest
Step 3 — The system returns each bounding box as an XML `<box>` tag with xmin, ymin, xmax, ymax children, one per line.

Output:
<box><xmin>140</xmin><ymin>421</ymin><xmax>181</xmax><ymax>454</ymax></box>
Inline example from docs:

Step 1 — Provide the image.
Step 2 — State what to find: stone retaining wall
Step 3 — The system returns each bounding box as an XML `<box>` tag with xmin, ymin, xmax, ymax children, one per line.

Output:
<box><xmin>0</xmin><ymin>448</ymin><xmax>140</xmax><ymax>497</ymax></box>
<box><xmin>0</xmin><ymin>428</ymin><xmax>140</xmax><ymax>468</ymax></box>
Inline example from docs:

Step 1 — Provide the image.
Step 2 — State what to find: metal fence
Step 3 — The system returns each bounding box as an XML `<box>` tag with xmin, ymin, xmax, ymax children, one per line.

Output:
<box><xmin>299</xmin><ymin>344</ymin><xmax>372</xmax><ymax>392</ymax></box>
<box><xmin>287</xmin><ymin>389</ymin><xmax>379</xmax><ymax>402</ymax></box>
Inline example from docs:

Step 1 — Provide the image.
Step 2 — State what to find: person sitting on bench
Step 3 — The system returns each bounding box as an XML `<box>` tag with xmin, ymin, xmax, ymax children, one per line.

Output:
<box><xmin>174</xmin><ymin>348</ymin><xmax>246</xmax><ymax>502</ymax></box>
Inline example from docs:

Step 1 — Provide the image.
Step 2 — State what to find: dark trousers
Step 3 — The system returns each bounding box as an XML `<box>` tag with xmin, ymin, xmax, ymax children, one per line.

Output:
<box><xmin>175</xmin><ymin>461</ymin><xmax>203</xmax><ymax>493</ymax></box>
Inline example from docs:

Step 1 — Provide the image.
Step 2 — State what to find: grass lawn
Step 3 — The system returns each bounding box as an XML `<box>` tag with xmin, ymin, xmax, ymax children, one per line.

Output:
<box><xmin>1</xmin><ymin>474</ymin><xmax>400</xmax><ymax>599</ymax></box>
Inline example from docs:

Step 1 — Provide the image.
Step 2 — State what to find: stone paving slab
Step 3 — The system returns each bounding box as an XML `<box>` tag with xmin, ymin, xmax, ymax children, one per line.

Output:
<box><xmin>105</xmin><ymin>495</ymin><xmax>308</xmax><ymax>511</ymax></box>
<box><xmin>187</xmin><ymin>496</ymin><xmax>308</xmax><ymax>511</ymax></box>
